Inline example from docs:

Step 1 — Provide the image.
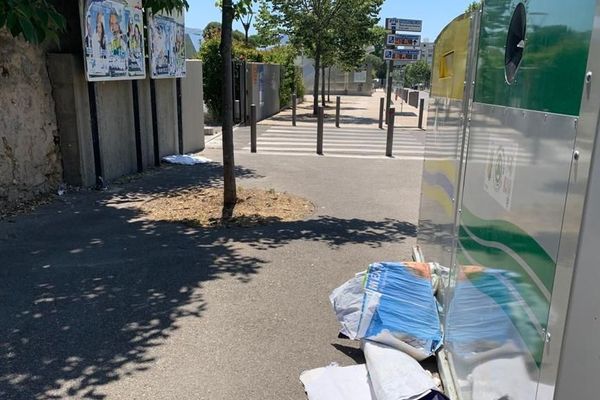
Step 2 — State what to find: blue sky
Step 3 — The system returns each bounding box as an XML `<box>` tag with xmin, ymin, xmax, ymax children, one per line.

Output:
<box><xmin>186</xmin><ymin>0</ymin><xmax>475</xmax><ymax>42</ymax></box>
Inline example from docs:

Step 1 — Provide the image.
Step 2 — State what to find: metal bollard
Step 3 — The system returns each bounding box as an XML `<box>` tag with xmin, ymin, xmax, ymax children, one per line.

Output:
<box><xmin>292</xmin><ymin>94</ymin><xmax>297</xmax><ymax>127</ymax></box>
<box><xmin>234</xmin><ymin>99</ymin><xmax>241</xmax><ymax>122</ymax></box>
<box><xmin>335</xmin><ymin>96</ymin><xmax>341</xmax><ymax>128</ymax></box>
<box><xmin>418</xmin><ymin>98</ymin><xmax>425</xmax><ymax>130</ymax></box>
<box><xmin>317</xmin><ymin>106</ymin><xmax>324</xmax><ymax>155</ymax></box>
<box><xmin>379</xmin><ymin>97</ymin><xmax>385</xmax><ymax>130</ymax></box>
<box><xmin>251</xmin><ymin>104</ymin><xmax>257</xmax><ymax>153</ymax></box>
<box><xmin>386</xmin><ymin>107</ymin><xmax>395</xmax><ymax>157</ymax></box>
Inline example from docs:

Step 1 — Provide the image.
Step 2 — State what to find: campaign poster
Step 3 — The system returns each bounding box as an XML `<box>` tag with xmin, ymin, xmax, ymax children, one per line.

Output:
<box><xmin>126</xmin><ymin>1</ymin><xmax>146</xmax><ymax>77</ymax></box>
<box><xmin>148</xmin><ymin>10</ymin><xmax>186</xmax><ymax>79</ymax></box>
<box><xmin>81</xmin><ymin>0</ymin><xmax>146</xmax><ymax>81</ymax></box>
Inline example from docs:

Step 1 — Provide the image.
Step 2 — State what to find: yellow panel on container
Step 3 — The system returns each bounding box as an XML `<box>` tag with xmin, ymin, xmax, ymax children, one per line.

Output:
<box><xmin>430</xmin><ymin>14</ymin><xmax>471</xmax><ymax>100</ymax></box>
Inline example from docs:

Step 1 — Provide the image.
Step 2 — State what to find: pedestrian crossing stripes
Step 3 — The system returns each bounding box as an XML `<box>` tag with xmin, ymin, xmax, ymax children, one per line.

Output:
<box><xmin>245</xmin><ymin>126</ymin><xmax>425</xmax><ymax>160</ymax></box>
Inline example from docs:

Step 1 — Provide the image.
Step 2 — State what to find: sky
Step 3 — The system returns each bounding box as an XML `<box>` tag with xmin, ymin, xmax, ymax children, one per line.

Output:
<box><xmin>186</xmin><ymin>0</ymin><xmax>475</xmax><ymax>42</ymax></box>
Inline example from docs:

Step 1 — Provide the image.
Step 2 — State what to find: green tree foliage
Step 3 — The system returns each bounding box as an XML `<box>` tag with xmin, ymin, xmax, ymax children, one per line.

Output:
<box><xmin>254</xmin><ymin>0</ymin><xmax>281</xmax><ymax>47</ymax></box>
<box><xmin>0</xmin><ymin>0</ymin><xmax>66</xmax><ymax>44</ymax></box>
<box><xmin>370</xmin><ymin>25</ymin><xmax>388</xmax><ymax>80</ymax></box>
<box><xmin>263</xmin><ymin>45</ymin><xmax>304</xmax><ymax>106</ymax></box>
<box><xmin>332</xmin><ymin>0</ymin><xmax>382</xmax><ymax>70</ymax></box>
<box><xmin>200</xmin><ymin>34</ymin><xmax>263</xmax><ymax>121</ymax></box>
<box><xmin>465</xmin><ymin>1</ymin><xmax>482</xmax><ymax>13</ymax></box>
<box><xmin>203</xmin><ymin>21</ymin><xmax>250</xmax><ymax>43</ymax></box>
<box><xmin>270</xmin><ymin>0</ymin><xmax>383</xmax><ymax>114</ymax></box>
<box><xmin>404</xmin><ymin>60</ymin><xmax>431</xmax><ymax>88</ymax></box>
<box><xmin>203</xmin><ymin>21</ymin><xmax>223</xmax><ymax>40</ymax></box>
<box><xmin>0</xmin><ymin>0</ymin><xmax>188</xmax><ymax>44</ymax></box>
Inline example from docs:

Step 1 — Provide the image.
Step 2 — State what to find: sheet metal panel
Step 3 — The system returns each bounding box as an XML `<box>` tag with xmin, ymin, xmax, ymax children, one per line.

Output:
<box><xmin>474</xmin><ymin>0</ymin><xmax>596</xmax><ymax>116</ymax></box>
<box><xmin>418</xmin><ymin>13</ymin><xmax>473</xmax><ymax>274</ymax></box>
<box><xmin>446</xmin><ymin>104</ymin><xmax>577</xmax><ymax>400</ymax></box>
<box><xmin>547</xmin><ymin>1</ymin><xmax>600</xmax><ymax>398</ymax></box>
<box><xmin>246</xmin><ymin>63</ymin><xmax>281</xmax><ymax>122</ymax></box>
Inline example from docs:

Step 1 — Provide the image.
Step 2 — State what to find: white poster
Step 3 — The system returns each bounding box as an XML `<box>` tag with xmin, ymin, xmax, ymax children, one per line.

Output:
<box><xmin>354</xmin><ymin>71</ymin><xmax>367</xmax><ymax>83</ymax></box>
<box><xmin>484</xmin><ymin>140</ymin><xmax>518</xmax><ymax>210</ymax></box>
<box><xmin>148</xmin><ymin>10</ymin><xmax>186</xmax><ymax>79</ymax></box>
<box><xmin>81</xmin><ymin>0</ymin><xmax>146</xmax><ymax>81</ymax></box>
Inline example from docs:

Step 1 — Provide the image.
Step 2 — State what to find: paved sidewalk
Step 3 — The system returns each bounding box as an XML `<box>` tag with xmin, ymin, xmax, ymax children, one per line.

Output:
<box><xmin>262</xmin><ymin>89</ymin><xmax>426</xmax><ymax>129</ymax></box>
<box><xmin>1</xmin><ymin>96</ymin><xmax>424</xmax><ymax>399</ymax></box>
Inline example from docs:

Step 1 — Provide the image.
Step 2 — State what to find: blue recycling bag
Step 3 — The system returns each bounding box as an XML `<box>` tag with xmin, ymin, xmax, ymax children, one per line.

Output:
<box><xmin>357</xmin><ymin>262</ymin><xmax>442</xmax><ymax>360</ymax></box>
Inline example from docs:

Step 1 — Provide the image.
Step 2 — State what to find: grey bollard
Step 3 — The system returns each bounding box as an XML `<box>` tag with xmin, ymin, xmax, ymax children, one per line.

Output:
<box><xmin>386</xmin><ymin>107</ymin><xmax>395</xmax><ymax>157</ymax></box>
<box><xmin>418</xmin><ymin>98</ymin><xmax>425</xmax><ymax>130</ymax></box>
<box><xmin>292</xmin><ymin>94</ymin><xmax>297</xmax><ymax>127</ymax></box>
<box><xmin>379</xmin><ymin>97</ymin><xmax>385</xmax><ymax>130</ymax></box>
<box><xmin>335</xmin><ymin>96</ymin><xmax>341</xmax><ymax>128</ymax></box>
<box><xmin>251</xmin><ymin>104</ymin><xmax>257</xmax><ymax>153</ymax></box>
<box><xmin>317</xmin><ymin>106</ymin><xmax>324</xmax><ymax>155</ymax></box>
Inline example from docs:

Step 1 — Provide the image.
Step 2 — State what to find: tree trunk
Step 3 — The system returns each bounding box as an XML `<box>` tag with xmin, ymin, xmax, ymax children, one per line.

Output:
<box><xmin>313</xmin><ymin>42</ymin><xmax>321</xmax><ymax>116</ymax></box>
<box><xmin>221</xmin><ymin>0</ymin><xmax>237</xmax><ymax>218</ymax></box>
<box><xmin>321</xmin><ymin>66</ymin><xmax>326</xmax><ymax>107</ymax></box>
<box><xmin>328</xmin><ymin>66</ymin><xmax>331</xmax><ymax>102</ymax></box>
<box><xmin>243</xmin><ymin>24</ymin><xmax>250</xmax><ymax>46</ymax></box>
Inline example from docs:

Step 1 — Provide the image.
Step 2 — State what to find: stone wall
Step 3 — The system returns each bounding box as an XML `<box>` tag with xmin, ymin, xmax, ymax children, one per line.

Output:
<box><xmin>0</xmin><ymin>31</ymin><xmax>62</xmax><ymax>210</ymax></box>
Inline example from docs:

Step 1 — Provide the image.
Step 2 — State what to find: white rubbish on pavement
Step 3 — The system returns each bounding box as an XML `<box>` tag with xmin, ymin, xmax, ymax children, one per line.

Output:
<box><xmin>329</xmin><ymin>271</ymin><xmax>366</xmax><ymax>338</ymax></box>
<box><xmin>162</xmin><ymin>154</ymin><xmax>213</xmax><ymax>165</ymax></box>
<box><xmin>363</xmin><ymin>341</ymin><xmax>438</xmax><ymax>400</ymax></box>
<box><xmin>300</xmin><ymin>363</ymin><xmax>375</xmax><ymax>400</ymax></box>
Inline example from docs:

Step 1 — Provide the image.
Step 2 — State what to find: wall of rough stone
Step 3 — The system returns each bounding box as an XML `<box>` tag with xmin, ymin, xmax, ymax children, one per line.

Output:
<box><xmin>0</xmin><ymin>31</ymin><xmax>62</xmax><ymax>210</ymax></box>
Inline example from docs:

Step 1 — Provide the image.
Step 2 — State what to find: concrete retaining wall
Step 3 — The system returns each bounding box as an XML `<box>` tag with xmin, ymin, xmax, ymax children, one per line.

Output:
<box><xmin>96</xmin><ymin>81</ymin><xmax>138</xmax><ymax>181</ymax></box>
<box><xmin>1</xmin><ymin>26</ymin><xmax>205</xmax><ymax>209</ymax></box>
<box><xmin>154</xmin><ymin>78</ymin><xmax>178</xmax><ymax>158</ymax></box>
<box><xmin>48</xmin><ymin>56</ymin><xmax>205</xmax><ymax>187</ymax></box>
<box><xmin>181</xmin><ymin>60</ymin><xmax>205</xmax><ymax>153</ymax></box>
<box><xmin>0</xmin><ymin>31</ymin><xmax>62</xmax><ymax>209</ymax></box>
<box><xmin>47</xmin><ymin>54</ymin><xmax>95</xmax><ymax>187</ymax></box>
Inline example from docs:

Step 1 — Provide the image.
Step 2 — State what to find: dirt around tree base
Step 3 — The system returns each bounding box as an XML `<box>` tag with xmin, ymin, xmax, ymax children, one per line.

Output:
<box><xmin>139</xmin><ymin>187</ymin><xmax>315</xmax><ymax>228</ymax></box>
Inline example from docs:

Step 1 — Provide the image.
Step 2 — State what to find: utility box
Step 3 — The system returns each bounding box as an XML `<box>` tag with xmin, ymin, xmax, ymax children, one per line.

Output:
<box><xmin>417</xmin><ymin>1</ymin><xmax>600</xmax><ymax>399</ymax></box>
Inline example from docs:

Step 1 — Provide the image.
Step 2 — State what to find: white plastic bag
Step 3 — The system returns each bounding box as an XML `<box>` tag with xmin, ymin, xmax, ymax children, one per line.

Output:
<box><xmin>329</xmin><ymin>271</ymin><xmax>366</xmax><ymax>339</ymax></box>
<box><xmin>162</xmin><ymin>154</ymin><xmax>212</xmax><ymax>165</ymax></box>
<box><xmin>363</xmin><ymin>341</ymin><xmax>438</xmax><ymax>400</ymax></box>
<box><xmin>300</xmin><ymin>363</ymin><xmax>375</xmax><ymax>400</ymax></box>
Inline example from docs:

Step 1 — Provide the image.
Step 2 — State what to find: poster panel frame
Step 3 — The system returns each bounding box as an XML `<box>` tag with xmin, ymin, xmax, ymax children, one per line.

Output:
<box><xmin>80</xmin><ymin>0</ymin><xmax>147</xmax><ymax>82</ymax></box>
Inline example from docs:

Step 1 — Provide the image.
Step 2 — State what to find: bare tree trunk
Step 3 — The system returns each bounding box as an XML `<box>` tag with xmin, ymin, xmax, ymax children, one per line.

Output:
<box><xmin>328</xmin><ymin>66</ymin><xmax>331</xmax><ymax>102</ymax></box>
<box><xmin>313</xmin><ymin>41</ymin><xmax>321</xmax><ymax>116</ymax></box>
<box><xmin>243</xmin><ymin>24</ymin><xmax>250</xmax><ymax>46</ymax></box>
<box><xmin>321</xmin><ymin>65</ymin><xmax>326</xmax><ymax>107</ymax></box>
<box><xmin>221</xmin><ymin>0</ymin><xmax>237</xmax><ymax>218</ymax></box>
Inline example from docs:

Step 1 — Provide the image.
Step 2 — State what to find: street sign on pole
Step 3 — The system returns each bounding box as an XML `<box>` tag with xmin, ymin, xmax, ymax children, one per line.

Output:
<box><xmin>386</xmin><ymin>34</ymin><xmax>421</xmax><ymax>47</ymax></box>
<box><xmin>384</xmin><ymin>49</ymin><xmax>421</xmax><ymax>61</ymax></box>
<box><xmin>385</xmin><ymin>18</ymin><xmax>423</xmax><ymax>32</ymax></box>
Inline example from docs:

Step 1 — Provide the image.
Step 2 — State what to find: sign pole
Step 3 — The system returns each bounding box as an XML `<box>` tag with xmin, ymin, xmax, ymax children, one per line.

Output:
<box><xmin>385</xmin><ymin>26</ymin><xmax>395</xmax><ymax>125</ymax></box>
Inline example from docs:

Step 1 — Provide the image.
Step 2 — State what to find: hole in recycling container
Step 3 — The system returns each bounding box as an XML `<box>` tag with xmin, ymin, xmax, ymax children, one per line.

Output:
<box><xmin>505</xmin><ymin>2</ymin><xmax>527</xmax><ymax>85</ymax></box>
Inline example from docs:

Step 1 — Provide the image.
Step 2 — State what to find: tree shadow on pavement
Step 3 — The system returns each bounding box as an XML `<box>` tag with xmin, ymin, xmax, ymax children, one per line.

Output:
<box><xmin>0</xmin><ymin>162</ymin><xmax>415</xmax><ymax>400</ymax></box>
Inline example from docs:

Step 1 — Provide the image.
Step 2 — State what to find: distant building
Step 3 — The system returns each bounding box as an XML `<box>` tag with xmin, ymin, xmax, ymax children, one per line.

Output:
<box><xmin>185</xmin><ymin>27</ymin><xmax>203</xmax><ymax>57</ymax></box>
<box><xmin>420</xmin><ymin>42</ymin><xmax>434</xmax><ymax>66</ymax></box>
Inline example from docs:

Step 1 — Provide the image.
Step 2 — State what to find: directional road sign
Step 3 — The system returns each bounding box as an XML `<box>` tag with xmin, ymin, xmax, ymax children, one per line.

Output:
<box><xmin>386</xmin><ymin>34</ymin><xmax>421</xmax><ymax>47</ymax></box>
<box><xmin>385</xmin><ymin>18</ymin><xmax>423</xmax><ymax>32</ymax></box>
<box><xmin>383</xmin><ymin>49</ymin><xmax>420</xmax><ymax>61</ymax></box>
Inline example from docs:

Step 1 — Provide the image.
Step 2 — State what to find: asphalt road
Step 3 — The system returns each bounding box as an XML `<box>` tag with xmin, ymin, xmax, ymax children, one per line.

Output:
<box><xmin>0</xmin><ymin>123</ymin><xmax>424</xmax><ymax>399</ymax></box>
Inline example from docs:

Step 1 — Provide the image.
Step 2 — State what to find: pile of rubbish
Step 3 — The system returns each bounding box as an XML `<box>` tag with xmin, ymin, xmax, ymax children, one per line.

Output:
<box><xmin>301</xmin><ymin>262</ymin><xmax>448</xmax><ymax>400</ymax></box>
